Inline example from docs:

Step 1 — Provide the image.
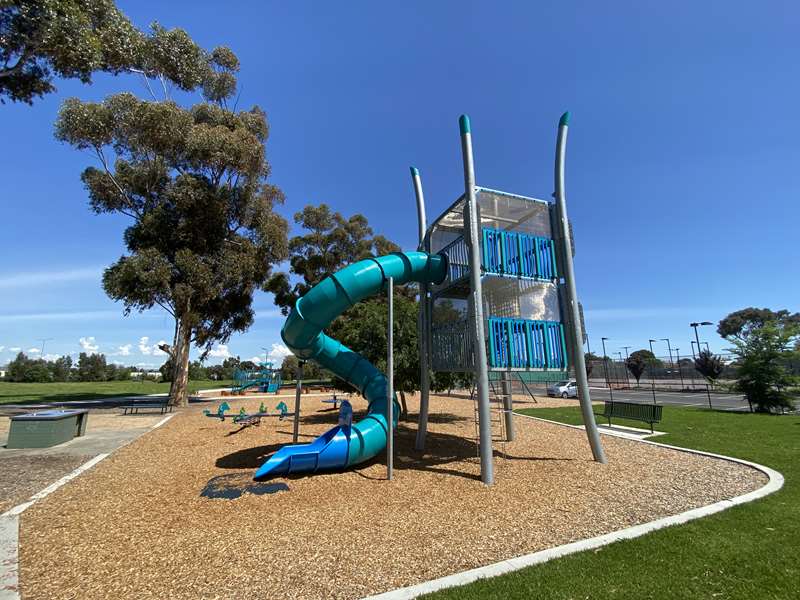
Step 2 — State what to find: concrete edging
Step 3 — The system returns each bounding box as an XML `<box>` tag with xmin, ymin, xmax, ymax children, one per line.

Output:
<box><xmin>363</xmin><ymin>413</ymin><xmax>784</xmax><ymax>600</ymax></box>
<box><xmin>0</xmin><ymin>412</ymin><xmax>177</xmax><ymax>600</ymax></box>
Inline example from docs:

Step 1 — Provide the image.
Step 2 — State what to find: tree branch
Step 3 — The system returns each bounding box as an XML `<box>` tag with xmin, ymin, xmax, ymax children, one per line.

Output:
<box><xmin>93</xmin><ymin>146</ymin><xmax>143</xmax><ymax>220</ymax></box>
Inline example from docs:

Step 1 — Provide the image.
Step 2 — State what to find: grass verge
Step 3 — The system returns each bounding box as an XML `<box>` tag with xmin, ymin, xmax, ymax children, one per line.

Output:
<box><xmin>0</xmin><ymin>380</ymin><xmax>232</xmax><ymax>405</ymax></box>
<box><xmin>424</xmin><ymin>406</ymin><xmax>799</xmax><ymax>599</ymax></box>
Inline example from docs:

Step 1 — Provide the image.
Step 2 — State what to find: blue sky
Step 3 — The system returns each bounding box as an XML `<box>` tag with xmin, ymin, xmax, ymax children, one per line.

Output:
<box><xmin>1</xmin><ymin>1</ymin><xmax>798</xmax><ymax>367</ymax></box>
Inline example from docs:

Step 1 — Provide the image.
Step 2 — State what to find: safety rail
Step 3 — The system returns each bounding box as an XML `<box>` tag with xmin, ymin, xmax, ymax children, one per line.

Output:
<box><xmin>487</xmin><ymin>317</ymin><xmax>567</xmax><ymax>370</ymax></box>
<box><xmin>438</xmin><ymin>236</ymin><xmax>470</xmax><ymax>283</ymax></box>
<box><xmin>482</xmin><ymin>228</ymin><xmax>557</xmax><ymax>280</ymax></box>
<box><xmin>431</xmin><ymin>318</ymin><xmax>474</xmax><ymax>372</ymax></box>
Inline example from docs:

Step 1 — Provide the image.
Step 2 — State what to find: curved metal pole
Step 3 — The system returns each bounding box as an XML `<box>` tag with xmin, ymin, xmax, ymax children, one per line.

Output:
<box><xmin>411</xmin><ymin>167</ymin><xmax>432</xmax><ymax>451</ymax></box>
<box><xmin>460</xmin><ymin>114</ymin><xmax>494</xmax><ymax>485</ymax></box>
<box><xmin>554</xmin><ymin>112</ymin><xmax>607</xmax><ymax>464</ymax></box>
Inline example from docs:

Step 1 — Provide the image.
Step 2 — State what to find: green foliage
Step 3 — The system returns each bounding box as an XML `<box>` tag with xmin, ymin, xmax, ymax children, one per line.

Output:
<box><xmin>327</xmin><ymin>293</ymin><xmax>421</xmax><ymax>415</ymax></box>
<box><xmin>188</xmin><ymin>360</ymin><xmax>207</xmax><ymax>381</ymax></box>
<box><xmin>76</xmin><ymin>351</ymin><xmax>107</xmax><ymax>381</ymax></box>
<box><xmin>693</xmin><ymin>350</ymin><xmax>724</xmax><ymax>385</ymax></box>
<box><xmin>728</xmin><ymin>322</ymin><xmax>798</xmax><ymax>412</ymax></box>
<box><xmin>55</xmin><ymin>47</ymin><xmax>288</xmax><ymax>405</ymax></box>
<box><xmin>267</xmin><ymin>204</ymin><xmax>400</xmax><ymax>314</ymax></box>
<box><xmin>279</xmin><ymin>355</ymin><xmax>323</xmax><ymax>381</ymax></box>
<box><xmin>0</xmin><ymin>1</ymin><xmax>227</xmax><ymax>104</ymax></box>
<box><xmin>5</xmin><ymin>351</ymin><xmax>75</xmax><ymax>382</ymax></box>
<box><xmin>625</xmin><ymin>353</ymin><xmax>649</xmax><ymax>384</ymax></box>
<box><xmin>717</xmin><ymin>307</ymin><xmax>800</xmax><ymax>342</ymax></box>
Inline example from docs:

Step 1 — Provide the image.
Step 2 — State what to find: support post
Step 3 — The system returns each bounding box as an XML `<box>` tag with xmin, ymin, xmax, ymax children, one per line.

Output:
<box><xmin>387</xmin><ymin>276</ymin><xmax>394</xmax><ymax>480</ymax></box>
<box><xmin>554</xmin><ymin>112</ymin><xmax>607</xmax><ymax>464</ymax></box>
<box><xmin>411</xmin><ymin>166</ymin><xmax>431</xmax><ymax>452</ymax></box>
<box><xmin>292</xmin><ymin>360</ymin><xmax>304</xmax><ymax>443</ymax></box>
<box><xmin>502</xmin><ymin>371</ymin><xmax>515</xmax><ymax>441</ymax></box>
<box><xmin>459</xmin><ymin>114</ymin><xmax>494</xmax><ymax>485</ymax></box>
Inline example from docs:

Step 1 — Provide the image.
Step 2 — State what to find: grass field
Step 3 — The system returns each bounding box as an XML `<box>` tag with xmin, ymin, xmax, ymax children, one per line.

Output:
<box><xmin>0</xmin><ymin>380</ymin><xmax>232</xmax><ymax>405</ymax></box>
<box><xmin>425</xmin><ymin>406</ymin><xmax>799</xmax><ymax>600</ymax></box>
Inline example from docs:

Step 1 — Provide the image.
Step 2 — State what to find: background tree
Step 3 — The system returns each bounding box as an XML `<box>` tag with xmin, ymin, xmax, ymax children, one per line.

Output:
<box><xmin>694</xmin><ymin>350</ymin><xmax>724</xmax><ymax>389</ymax></box>
<box><xmin>56</xmin><ymin>46</ymin><xmax>288</xmax><ymax>406</ymax></box>
<box><xmin>584</xmin><ymin>351</ymin><xmax>600</xmax><ymax>378</ymax></box>
<box><xmin>51</xmin><ymin>355</ymin><xmax>73</xmax><ymax>381</ymax></box>
<box><xmin>718</xmin><ymin>307</ymin><xmax>800</xmax><ymax>342</ymax></box>
<box><xmin>328</xmin><ymin>292</ymin><xmax>419</xmax><ymax>418</ymax></box>
<box><xmin>718</xmin><ymin>309</ymin><xmax>799</xmax><ymax>412</ymax></box>
<box><xmin>267</xmin><ymin>204</ymin><xmax>401</xmax><ymax>314</ymax></box>
<box><xmin>76</xmin><ymin>352</ymin><xmax>107</xmax><ymax>381</ymax></box>
<box><xmin>0</xmin><ymin>1</ymin><xmax>216</xmax><ymax>104</ymax></box>
<box><xmin>625</xmin><ymin>350</ymin><xmax>655</xmax><ymax>385</ymax></box>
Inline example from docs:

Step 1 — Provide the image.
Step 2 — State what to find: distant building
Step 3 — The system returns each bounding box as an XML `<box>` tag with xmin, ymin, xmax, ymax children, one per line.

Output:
<box><xmin>130</xmin><ymin>371</ymin><xmax>162</xmax><ymax>380</ymax></box>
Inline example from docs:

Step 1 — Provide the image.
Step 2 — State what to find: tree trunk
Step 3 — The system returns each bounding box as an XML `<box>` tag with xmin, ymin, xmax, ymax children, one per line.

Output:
<box><xmin>399</xmin><ymin>390</ymin><xmax>408</xmax><ymax>420</ymax></box>
<box><xmin>170</xmin><ymin>319</ymin><xmax>192</xmax><ymax>407</ymax></box>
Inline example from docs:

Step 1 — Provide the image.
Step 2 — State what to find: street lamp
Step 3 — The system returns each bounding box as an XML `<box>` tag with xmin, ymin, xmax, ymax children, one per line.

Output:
<box><xmin>261</xmin><ymin>347</ymin><xmax>269</xmax><ymax>366</ymax></box>
<box><xmin>601</xmin><ymin>337</ymin><xmax>613</xmax><ymax>401</ymax></box>
<box><xmin>38</xmin><ymin>337</ymin><xmax>53</xmax><ymax>357</ymax></box>
<box><xmin>648</xmin><ymin>339</ymin><xmax>658</xmax><ymax>386</ymax></box>
<box><xmin>622</xmin><ymin>346</ymin><xmax>631</xmax><ymax>360</ymax></box>
<box><xmin>674</xmin><ymin>347</ymin><xmax>685</xmax><ymax>390</ymax></box>
<box><xmin>690</xmin><ymin>322</ymin><xmax>713</xmax><ymax>357</ymax></box>
<box><xmin>660</xmin><ymin>338</ymin><xmax>674</xmax><ymax>368</ymax></box>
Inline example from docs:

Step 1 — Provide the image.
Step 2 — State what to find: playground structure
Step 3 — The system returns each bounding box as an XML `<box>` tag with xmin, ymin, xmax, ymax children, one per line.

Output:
<box><xmin>204</xmin><ymin>400</ymin><xmax>291</xmax><ymax>428</ymax></box>
<box><xmin>253</xmin><ymin>113</ymin><xmax>605</xmax><ymax>484</ymax></box>
<box><xmin>231</xmin><ymin>361</ymin><xmax>282</xmax><ymax>394</ymax></box>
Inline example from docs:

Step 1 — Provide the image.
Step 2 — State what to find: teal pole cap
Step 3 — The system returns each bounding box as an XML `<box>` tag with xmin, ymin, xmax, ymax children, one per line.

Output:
<box><xmin>559</xmin><ymin>111</ymin><xmax>570</xmax><ymax>126</ymax></box>
<box><xmin>410</xmin><ymin>166</ymin><xmax>419</xmax><ymax>176</ymax></box>
<box><xmin>459</xmin><ymin>114</ymin><xmax>471</xmax><ymax>134</ymax></box>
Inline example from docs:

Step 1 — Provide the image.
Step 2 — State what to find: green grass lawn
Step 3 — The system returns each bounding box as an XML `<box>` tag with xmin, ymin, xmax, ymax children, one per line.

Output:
<box><xmin>0</xmin><ymin>380</ymin><xmax>232</xmax><ymax>405</ymax></box>
<box><xmin>425</xmin><ymin>406</ymin><xmax>799</xmax><ymax>600</ymax></box>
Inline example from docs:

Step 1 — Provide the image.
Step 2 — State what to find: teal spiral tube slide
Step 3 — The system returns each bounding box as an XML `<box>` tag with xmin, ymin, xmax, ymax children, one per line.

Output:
<box><xmin>254</xmin><ymin>251</ymin><xmax>447</xmax><ymax>480</ymax></box>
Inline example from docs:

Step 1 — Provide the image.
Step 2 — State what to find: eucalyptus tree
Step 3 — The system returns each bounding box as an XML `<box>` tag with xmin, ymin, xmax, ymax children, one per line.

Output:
<box><xmin>1</xmin><ymin>0</ymin><xmax>214</xmax><ymax>104</ymax></box>
<box><xmin>55</xmin><ymin>46</ymin><xmax>288</xmax><ymax>406</ymax></box>
<box><xmin>267</xmin><ymin>204</ymin><xmax>400</xmax><ymax>314</ymax></box>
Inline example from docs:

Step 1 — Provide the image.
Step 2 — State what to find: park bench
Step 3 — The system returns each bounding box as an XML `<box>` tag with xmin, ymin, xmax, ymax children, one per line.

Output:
<box><xmin>122</xmin><ymin>397</ymin><xmax>173</xmax><ymax>415</ymax></box>
<box><xmin>595</xmin><ymin>401</ymin><xmax>663</xmax><ymax>433</ymax></box>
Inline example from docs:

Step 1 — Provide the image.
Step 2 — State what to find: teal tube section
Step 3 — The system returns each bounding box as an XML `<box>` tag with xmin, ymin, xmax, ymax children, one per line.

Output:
<box><xmin>262</xmin><ymin>251</ymin><xmax>447</xmax><ymax>477</ymax></box>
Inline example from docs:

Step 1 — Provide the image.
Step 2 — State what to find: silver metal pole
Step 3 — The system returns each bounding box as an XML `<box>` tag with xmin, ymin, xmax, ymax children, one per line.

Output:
<box><xmin>387</xmin><ymin>276</ymin><xmax>394</xmax><ymax>480</ymax></box>
<box><xmin>502</xmin><ymin>371</ymin><xmax>514</xmax><ymax>441</ymax></box>
<box><xmin>459</xmin><ymin>114</ymin><xmax>494</xmax><ymax>485</ymax></box>
<box><xmin>411</xmin><ymin>166</ymin><xmax>431</xmax><ymax>452</ymax></box>
<box><xmin>292</xmin><ymin>360</ymin><xmax>304</xmax><ymax>443</ymax></box>
<box><xmin>554</xmin><ymin>112</ymin><xmax>606</xmax><ymax>464</ymax></box>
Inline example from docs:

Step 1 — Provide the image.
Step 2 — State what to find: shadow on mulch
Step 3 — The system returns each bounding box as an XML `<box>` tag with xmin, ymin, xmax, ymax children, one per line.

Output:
<box><xmin>201</xmin><ymin>473</ymin><xmax>289</xmax><ymax>499</ymax></box>
<box><xmin>214</xmin><ymin>420</ymin><xmax>574</xmax><ymax>483</ymax></box>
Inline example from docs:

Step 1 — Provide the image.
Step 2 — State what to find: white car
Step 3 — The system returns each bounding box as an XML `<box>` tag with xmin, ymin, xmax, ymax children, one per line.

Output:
<box><xmin>547</xmin><ymin>380</ymin><xmax>578</xmax><ymax>398</ymax></box>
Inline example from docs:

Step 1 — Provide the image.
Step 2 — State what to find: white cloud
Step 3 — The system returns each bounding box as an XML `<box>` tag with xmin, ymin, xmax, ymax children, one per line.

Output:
<box><xmin>267</xmin><ymin>343</ymin><xmax>292</xmax><ymax>365</ymax></box>
<box><xmin>138</xmin><ymin>336</ymin><xmax>168</xmax><ymax>356</ymax></box>
<box><xmin>116</xmin><ymin>344</ymin><xmax>132</xmax><ymax>356</ymax></box>
<box><xmin>27</xmin><ymin>347</ymin><xmax>41</xmax><ymax>354</ymax></box>
<box><xmin>246</xmin><ymin>356</ymin><xmax>264</xmax><ymax>364</ymax></box>
<box><xmin>9</xmin><ymin>347</ymin><xmax>21</xmax><ymax>352</ymax></box>
<box><xmin>0</xmin><ymin>346</ymin><xmax>4</xmax><ymax>352</ymax></box>
<box><xmin>208</xmin><ymin>344</ymin><xmax>231</xmax><ymax>359</ymax></box>
<box><xmin>79</xmin><ymin>336</ymin><xmax>99</xmax><ymax>354</ymax></box>
<box><xmin>138</xmin><ymin>336</ymin><xmax>152</xmax><ymax>355</ymax></box>
<box><xmin>0</xmin><ymin>266</ymin><xmax>102</xmax><ymax>290</ymax></box>
<box><xmin>42</xmin><ymin>353</ymin><xmax>61</xmax><ymax>361</ymax></box>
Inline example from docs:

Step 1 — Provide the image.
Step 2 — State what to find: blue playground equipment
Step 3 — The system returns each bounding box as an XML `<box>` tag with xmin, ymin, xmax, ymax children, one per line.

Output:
<box><xmin>232</xmin><ymin>361</ymin><xmax>282</xmax><ymax>394</ymax></box>
<box><xmin>251</xmin><ymin>113</ymin><xmax>606</xmax><ymax>484</ymax></box>
<box><xmin>204</xmin><ymin>400</ymin><xmax>291</xmax><ymax>427</ymax></box>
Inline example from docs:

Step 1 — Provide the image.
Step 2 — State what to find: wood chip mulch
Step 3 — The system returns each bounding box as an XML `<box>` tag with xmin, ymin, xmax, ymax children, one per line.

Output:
<box><xmin>19</xmin><ymin>394</ymin><xmax>765</xmax><ymax>599</ymax></box>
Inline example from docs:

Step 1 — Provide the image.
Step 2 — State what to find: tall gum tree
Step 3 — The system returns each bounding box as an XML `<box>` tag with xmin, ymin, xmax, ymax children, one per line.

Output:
<box><xmin>55</xmin><ymin>47</ymin><xmax>288</xmax><ymax>406</ymax></box>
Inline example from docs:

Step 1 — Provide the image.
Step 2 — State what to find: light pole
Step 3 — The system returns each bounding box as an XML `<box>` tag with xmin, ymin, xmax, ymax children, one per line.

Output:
<box><xmin>616</xmin><ymin>351</ymin><xmax>629</xmax><ymax>387</ymax></box>
<box><xmin>601</xmin><ymin>337</ymin><xmax>613</xmax><ymax>401</ymax></box>
<box><xmin>38</xmin><ymin>337</ymin><xmax>53</xmax><ymax>357</ymax></box>
<box><xmin>690</xmin><ymin>322</ymin><xmax>713</xmax><ymax>357</ymax></box>
<box><xmin>648</xmin><ymin>339</ymin><xmax>658</xmax><ymax>383</ymax></box>
<box><xmin>674</xmin><ymin>347</ymin><xmax>686</xmax><ymax>390</ymax></box>
<box><xmin>661</xmin><ymin>338</ymin><xmax>674</xmax><ymax>368</ymax></box>
<box><xmin>261</xmin><ymin>347</ymin><xmax>269</xmax><ymax>366</ymax></box>
<box><xmin>622</xmin><ymin>346</ymin><xmax>632</xmax><ymax>388</ymax></box>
